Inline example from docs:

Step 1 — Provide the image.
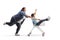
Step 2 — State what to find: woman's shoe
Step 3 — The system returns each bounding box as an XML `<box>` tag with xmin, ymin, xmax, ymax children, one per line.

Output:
<box><xmin>15</xmin><ymin>34</ymin><xmax>20</xmax><ymax>36</ymax></box>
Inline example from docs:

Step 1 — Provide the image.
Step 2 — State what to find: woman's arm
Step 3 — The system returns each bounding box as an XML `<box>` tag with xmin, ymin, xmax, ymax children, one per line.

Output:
<box><xmin>25</xmin><ymin>15</ymin><xmax>31</xmax><ymax>18</ymax></box>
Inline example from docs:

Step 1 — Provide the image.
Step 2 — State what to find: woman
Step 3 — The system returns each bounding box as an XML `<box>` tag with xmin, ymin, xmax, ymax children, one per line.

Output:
<box><xmin>3</xmin><ymin>7</ymin><xmax>30</xmax><ymax>36</ymax></box>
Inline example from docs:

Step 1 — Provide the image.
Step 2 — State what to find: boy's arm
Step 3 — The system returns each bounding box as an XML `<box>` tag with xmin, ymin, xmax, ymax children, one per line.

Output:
<box><xmin>34</xmin><ymin>17</ymin><xmax>40</xmax><ymax>20</ymax></box>
<box><xmin>35</xmin><ymin>19</ymin><xmax>40</xmax><ymax>20</ymax></box>
<box><xmin>33</xmin><ymin>9</ymin><xmax>40</xmax><ymax>20</ymax></box>
<box><xmin>34</xmin><ymin>9</ymin><xmax>37</xmax><ymax>15</ymax></box>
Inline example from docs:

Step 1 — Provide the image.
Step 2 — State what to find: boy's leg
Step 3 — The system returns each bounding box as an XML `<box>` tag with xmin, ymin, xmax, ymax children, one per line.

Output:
<box><xmin>28</xmin><ymin>26</ymin><xmax>35</xmax><ymax>36</ymax></box>
<box><xmin>15</xmin><ymin>23</ymin><xmax>21</xmax><ymax>36</ymax></box>
<box><xmin>36</xmin><ymin>27</ymin><xmax>44</xmax><ymax>33</ymax></box>
<box><xmin>36</xmin><ymin>18</ymin><xmax>49</xmax><ymax>25</ymax></box>
<box><xmin>36</xmin><ymin>27</ymin><xmax>45</xmax><ymax>36</ymax></box>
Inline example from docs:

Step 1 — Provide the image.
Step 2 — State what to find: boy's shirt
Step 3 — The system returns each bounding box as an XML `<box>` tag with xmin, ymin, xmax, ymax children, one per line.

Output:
<box><xmin>31</xmin><ymin>17</ymin><xmax>37</xmax><ymax>25</ymax></box>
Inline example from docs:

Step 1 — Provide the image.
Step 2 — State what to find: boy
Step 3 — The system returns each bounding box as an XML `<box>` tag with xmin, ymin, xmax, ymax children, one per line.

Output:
<box><xmin>28</xmin><ymin>9</ymin><xmax>50</xmax><ymax>36</ymax></box>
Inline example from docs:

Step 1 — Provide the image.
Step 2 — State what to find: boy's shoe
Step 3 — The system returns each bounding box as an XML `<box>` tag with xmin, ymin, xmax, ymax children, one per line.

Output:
<box><xmin>28</xmin><ymin>32</ymin><xmax>31</xmax><ymax>36</ymax></box>
<box><xmin>46</xmin><ymin>16</ymin><xmax>50</xmax><ymax>21</ymax></box>
<box><xmin>42</xmin><ymin>32</ymin><xmax>45</xmax><ymax>37</ymax></box>
<box><xmin>3</xmin><ymin>23</ymin><xmax>6</xmax><ymax>25</ymax></box>
<box><xmin>28</xmin><ymin>34</ymin><xmax>30</xmax><ymax>36</ymax></box>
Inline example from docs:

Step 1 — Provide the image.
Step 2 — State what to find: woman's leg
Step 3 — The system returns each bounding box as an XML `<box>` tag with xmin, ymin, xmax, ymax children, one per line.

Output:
<box><xmin>15</xmin><ymin>23</ymin><xmax>21</xmax><ymax>35</ymax></box>
<box><xmin>4</xmin><ymin>17</ymin><xmax>15</xmax><ymax>26</ymax></box>
<box><xmin>21</xmin><ymin>19</ymin><xmax>25</xmax><ymax>25</ymax></box>
<box><xmin>15</xmin><ymin>19</ymin><xmax>25</xmax><ymax>36</ymax></box>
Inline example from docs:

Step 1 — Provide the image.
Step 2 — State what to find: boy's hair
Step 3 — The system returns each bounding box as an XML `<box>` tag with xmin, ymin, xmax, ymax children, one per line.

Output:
<box><xmin>31</xmin><ymin>13</ymin><xmax>34</xmax><ymax>17</ymax></box>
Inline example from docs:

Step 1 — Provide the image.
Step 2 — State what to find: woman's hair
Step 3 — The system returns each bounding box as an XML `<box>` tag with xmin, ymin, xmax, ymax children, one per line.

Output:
<box><xmin>21</xmin><ymin>7</ymin><xmax>26</xmax><ymax>11</ymax></box>
<box><xmin>31</xmin><ymin>13</ymin><xmax>34</xmax><ymax>17</ymax></box>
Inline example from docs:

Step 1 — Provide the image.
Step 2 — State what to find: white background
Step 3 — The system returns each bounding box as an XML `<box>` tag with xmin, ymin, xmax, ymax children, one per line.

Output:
<box><xmin>0</xmin><ymin>0</ymin><xmax>60</xmax><ymax>40</ymax></box>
